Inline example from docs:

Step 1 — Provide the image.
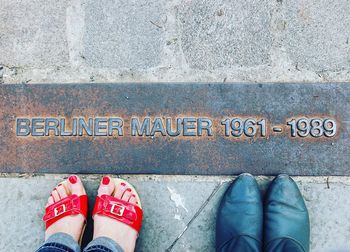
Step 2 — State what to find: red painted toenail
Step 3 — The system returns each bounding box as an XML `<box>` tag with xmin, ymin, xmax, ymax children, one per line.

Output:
<box><xmin>102</xmin><ymin>176</ymin><xmax>110</xmax><ymax>185</ymax></box>
<box><xmin>121</xmin><ymin>182</ymin><xmax>126</xmax><ymax>186</ymax></box>
<box><xmin>69</xmin><ymin>175</ymin><xmax>78</xmax><ymax>184</ymax></box>
<box><xmin>57</xmin><ymin>183</ymin><xmax>62</xmax><ymax>186</ymax></box>
<box><xmin>126</xmin><ymin>188</ymin><xmax>132</xmax><ymax>192</ymax></box>
<box><xmin>132</xmin><ymin>194</ymin><xmax>136</xmax><ymax>197</ymax></box>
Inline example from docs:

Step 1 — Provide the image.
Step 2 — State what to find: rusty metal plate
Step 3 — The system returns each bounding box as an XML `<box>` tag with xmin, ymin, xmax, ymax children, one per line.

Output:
<box><xmin>0</xmin><ymin>83</ymin><xmax>349</xmax><ymax>175</ymax></box>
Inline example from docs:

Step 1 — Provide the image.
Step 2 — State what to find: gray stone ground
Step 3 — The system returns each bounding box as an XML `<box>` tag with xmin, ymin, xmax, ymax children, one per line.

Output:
<box><xmin>1</xmin><ymin>0</ymin><xmax>350</xmax><ymax>83</ymax></box>
<box><xmin>0</xmin><ymin>174</ymin><xmax>350</xmax><ymax>252</ymax></box>
<box><xmin>1</xmin><ymin>0</ymin><xmax>350</xmax><ymax>251</ymax></box>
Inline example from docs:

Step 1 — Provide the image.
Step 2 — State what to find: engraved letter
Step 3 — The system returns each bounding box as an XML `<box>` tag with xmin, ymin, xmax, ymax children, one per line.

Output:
<box><xmin>78</xmin><ymin>118</ymin><xmax>93</xmax><ymax>136</ymax></box>
<box><xmin>60</xmin><ymin>118</ymin><xmax>73</xmax><ymax>136</ymax></box>
<box><xmin>150</xmin><ymin>118</ymin><xmax>166</xmax><ymax>136</ymax></box>
<box><xmin>166</xmin><ymin>118</ymin><xmax>182</xmax><ymax>137</ymax></box>
<box><xmin>108</xmin><ymin>118</ymin><xmax>123</xmax><ymax>136</ymax></box>
<box><xmin>16</xmin><ymin>118</ymin><xmax>30</xmax><ymax>136</ymax></box>
<box><xmin>183</xmin><ymin>117</ymin><xmax>196</xmax><ymax>136</ymax></box>
<box><xmin>45</xmin><ymin>118</ymin><xmax>59</xmax><ymax>136</ymax></box>
<box><xmin>197</xmin><ymin>118</ymin><xmax>213</xmax><ymax>136</ymax></box>
<box><xmin>94</xmin><ymin>118</ymin><xmax>108</xmax><ymax>136</ymax></box>
<box><xmin>131</xmin><ymin>117</ymin><xmax>150</xmax><ymax>136</ymax></box>
<box><xmin>32</xmin><ymin>118</ymin><xmax>45</xmax><ymax>136</ymax></box>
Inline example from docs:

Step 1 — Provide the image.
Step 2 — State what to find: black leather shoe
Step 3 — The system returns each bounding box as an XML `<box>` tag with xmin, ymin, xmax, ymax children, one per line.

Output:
<box><xmin>216</xmin><ymin>173</ymin><xmax>263</xmax><ymax>252</ymax></box>
<box><xmin>264</xmin><ymin>175</ymin><xmax>310</xmax><ymax>252</ymax></box>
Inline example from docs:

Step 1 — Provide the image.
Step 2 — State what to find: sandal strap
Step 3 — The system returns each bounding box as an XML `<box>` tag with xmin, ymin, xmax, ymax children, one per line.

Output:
<box><xmin>93</xmin><ymin>195</ymin><xmax>143</xmax><ymax>233</ymax></box>
<box><xmin>43</xmin><ymin>194</ymin><xmax>88</xmax><ymax>229</ymax></box>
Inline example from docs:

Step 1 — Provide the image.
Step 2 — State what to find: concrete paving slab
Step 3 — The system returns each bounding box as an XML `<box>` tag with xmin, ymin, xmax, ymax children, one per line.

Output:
<box><xmin>283</xmin><ymin>0</ymin><xmax>350</xmax><ymax>71</ymax></box>
<box><xmin>0</xmin><ymin>174</ymin><xmax>350</xmax><ymax>252</ymax></box>
<box><xmin>83</xmin><ymin>0</ymin><xmax>166</xmax><ymax>69</ymax></box>
<box><xmin>0</xmin><ymin>0</ymin><xmax>69</xmax><ymax>67</ymax></box>
<box><xmin>178</xmin><ymin>0</ymin><xmax>272</xmax><ymax>69</ymax></box>
<box><xmin>0</xmin><ymin>0</ymin><xmax>349</xmax><ymax>83</ymax></box>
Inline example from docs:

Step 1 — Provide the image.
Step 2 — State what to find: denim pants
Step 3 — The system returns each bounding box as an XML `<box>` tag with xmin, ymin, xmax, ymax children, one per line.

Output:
<box><xmin>36</xmin><ymin>232</ymin><xmax>124</xmax><ymax>252</ymax></box>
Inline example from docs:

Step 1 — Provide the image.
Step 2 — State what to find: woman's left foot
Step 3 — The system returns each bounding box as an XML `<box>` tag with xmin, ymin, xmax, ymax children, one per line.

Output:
<box><xmin>93</xmin><ymin>176</ymin><xmax>142</xmax><ymax>252</ymax></box>
<box><xmin>44</xmin><ymin>175</ymin><xmax>87</xmax><ymax>242</ymax></box>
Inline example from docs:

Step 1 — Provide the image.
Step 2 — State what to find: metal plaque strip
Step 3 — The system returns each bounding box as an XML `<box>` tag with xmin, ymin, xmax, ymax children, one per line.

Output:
<box><xmin>0</xmin><ymin>83</ymin><xmax>349</xmax><ymax>175</ymax></box>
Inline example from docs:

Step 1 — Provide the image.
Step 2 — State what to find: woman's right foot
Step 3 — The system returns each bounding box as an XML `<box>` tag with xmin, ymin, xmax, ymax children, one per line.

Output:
<box><xmin>45</xmin><ymin>175</ymin><xmax>86</xmax><ymax>242</ymax></box>
<box><xmin>93</xmin><ymin>176</ymin><xmax>141</xmax><ymax>252</ymax></box>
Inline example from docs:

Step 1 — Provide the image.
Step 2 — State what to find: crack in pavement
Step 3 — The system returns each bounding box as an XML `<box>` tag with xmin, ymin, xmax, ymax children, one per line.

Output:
<box><xmin>165</xmin><ymin>181</ymin><xmax>226</xmax><ymax>252</ymax></box>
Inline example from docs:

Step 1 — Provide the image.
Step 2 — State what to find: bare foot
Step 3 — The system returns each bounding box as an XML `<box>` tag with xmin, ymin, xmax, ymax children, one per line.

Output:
<box><xmin>93</xmin><ymin>176</ymin><xmax>141</xmax><ymax>252</ymax></box>
<box><xmin>45</xmin><ymin>175</ymin><xmax>86</xmax><ymax>242</ymax></box>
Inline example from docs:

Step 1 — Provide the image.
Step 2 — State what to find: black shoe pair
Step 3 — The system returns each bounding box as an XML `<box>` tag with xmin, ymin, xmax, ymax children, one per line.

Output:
<box><xmin>216</xmin><ymin>174</ymin><xmax>310</xmax><ymax>252</ymax></box>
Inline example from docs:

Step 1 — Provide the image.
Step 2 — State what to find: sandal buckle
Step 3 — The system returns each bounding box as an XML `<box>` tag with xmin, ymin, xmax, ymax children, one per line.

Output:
<box><xmin>110</xmin><ymin>203</ymin><xmax>125</xmax><ymax>217</ymax></box>
<box><xmin>54</xmin><ymin>204</ymin><xmax>66</xmax><ymax>217</ymax></box>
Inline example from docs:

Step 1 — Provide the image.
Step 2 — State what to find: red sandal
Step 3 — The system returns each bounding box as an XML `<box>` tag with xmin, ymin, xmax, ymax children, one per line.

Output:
<box><xmin>43</xmin><ymin>180</ymin><xmax>88</xmax><ymax>239</ymax></box>
<box><xmin>93</xmin><ymin>178</ymin><xmax>143</xmax><ymax>233</ymax></box>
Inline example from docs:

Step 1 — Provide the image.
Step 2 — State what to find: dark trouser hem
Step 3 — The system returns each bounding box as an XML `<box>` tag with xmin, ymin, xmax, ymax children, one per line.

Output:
<box><xmin>84</xmin><ymin>237</ymin><xmax>124</xmax><ymax>252</ymax></box>
<box><xmin>37</xmin><ymin>233</ymin><xmax>124</xmax><ymax>252</ymax></box>
<box><xmin>36</xmin><ymin>232</ymin><xmax>80</xmax><ymax>252</ymax></box>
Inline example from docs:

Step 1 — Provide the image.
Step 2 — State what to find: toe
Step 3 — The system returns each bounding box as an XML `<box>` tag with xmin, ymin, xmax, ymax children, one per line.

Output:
<box><xmin>97</xmin><ymin>176</ymin><xmax>115</xmax><ymax>196</ymax></box>
<box><xmin>46</xmin><ymin>196</ymin><xmax>54</xmax><ymax>207</ymax></box>
<box><xmin>129</xmin><ymin>194</ymin><xmax>137</xmax><ymax>204</ymax></box>
<box><xmin>122</xmin><ymin>188</ymin><xmax>132</xmax><ymax>201</ymax></box>
<box><xmin>48</xmin><ymin>196</ymin><xmax>54</xmax><ymax>205</ymax></box>
<box><xmin>52</xmin><ymin>189</ymin><xmax>60</xmax><ymax>202</ymax></box>
<box><xmin>56</xmin><ymin>184</ymin><xmax>68</xmax><ymax>198</ymax></box>
<box><xmin>67</xmin><ymin>175</ymin><xmax>85</xmax><ymax>196</ymax></box>
<box><xmin>114</xmin><ymin>181</ymin><xmax>127</xmax><ymax>199</ymax></box>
